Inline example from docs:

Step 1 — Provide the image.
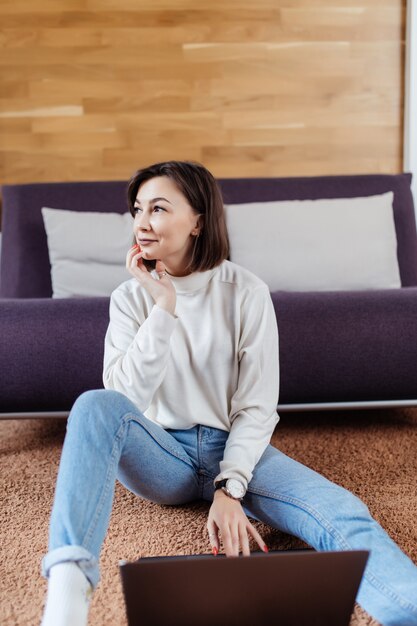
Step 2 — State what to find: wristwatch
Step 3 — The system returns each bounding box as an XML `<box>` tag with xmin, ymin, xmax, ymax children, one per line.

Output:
<box><xmin>215</xmin><ymin>478</ymin><xmax>246</xmax><ymax>501</ymax></box>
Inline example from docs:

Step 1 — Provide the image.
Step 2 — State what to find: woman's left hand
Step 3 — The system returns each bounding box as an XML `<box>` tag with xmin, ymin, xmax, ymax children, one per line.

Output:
<box><xmin>207</xmin><ymin>490</ymin><xmax>268</xmax><ymax>557</ymax></box>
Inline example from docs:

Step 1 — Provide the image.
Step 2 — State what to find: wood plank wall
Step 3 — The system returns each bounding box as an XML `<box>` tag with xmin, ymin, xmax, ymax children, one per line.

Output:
<box><xmin>0</xmin><ymin>0</ymin><xmax>406</xmax><ymax>186</ymax></box>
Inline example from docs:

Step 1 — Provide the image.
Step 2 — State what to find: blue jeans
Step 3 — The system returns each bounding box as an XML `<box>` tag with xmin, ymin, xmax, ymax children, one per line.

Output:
<box><xmin>42</xmin><ymin>390</ymin><xmax>417</xmax><ymax>626</ymax></box>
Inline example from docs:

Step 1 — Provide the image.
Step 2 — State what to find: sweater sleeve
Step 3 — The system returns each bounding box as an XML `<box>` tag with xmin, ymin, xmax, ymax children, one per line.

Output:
<box><xmin>103</xmin><ymin>286</ymin><xmax>177</xmax><ymax>412</ymax></box>
<box><xmin>215</xmin><ymin>285</ymin><xmax>280</xmax><ymax>490</ymax></box>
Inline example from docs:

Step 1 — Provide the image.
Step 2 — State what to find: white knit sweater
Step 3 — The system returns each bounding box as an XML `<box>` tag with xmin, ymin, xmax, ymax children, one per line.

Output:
<box><xmin>103</xmin><ymin>259</ymin><xmax>280</xmax><ymax>488</ymax></box>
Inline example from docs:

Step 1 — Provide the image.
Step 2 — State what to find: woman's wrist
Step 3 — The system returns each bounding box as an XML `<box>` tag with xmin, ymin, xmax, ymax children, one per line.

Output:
<box><xmin>156</xmin><ymin>297</ymin><xmax>176</xmax><ymax>317</ymax></box>
<box><xmin>213</xmin><ymin>489</ymin><xmax>238</xmax><ymax>504</ymax></box>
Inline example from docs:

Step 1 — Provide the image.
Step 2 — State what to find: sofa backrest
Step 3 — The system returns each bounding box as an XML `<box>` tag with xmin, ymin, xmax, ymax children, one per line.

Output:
<box><xmin>1</xmin><ymin>173</ymin><xmax>416</xmax><ymax>298</ymax></box>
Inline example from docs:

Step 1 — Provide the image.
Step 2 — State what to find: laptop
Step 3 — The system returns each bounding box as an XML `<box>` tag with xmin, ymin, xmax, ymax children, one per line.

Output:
<box><xmin>119</xmin><ymin>549</ymin><xmax>368</xmax><ymax>626</ymax></box>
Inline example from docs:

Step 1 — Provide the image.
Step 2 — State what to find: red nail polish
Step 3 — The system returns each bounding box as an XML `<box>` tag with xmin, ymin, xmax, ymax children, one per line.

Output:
<box><xmin>212</xmin><ymin>547</ymin><xmax>218</xmax><ymax>556</ymax></box>
<box><xmin>263</xmin><ymin>545</ymin><xmax>269</xmax><ymax>553</ymax></box>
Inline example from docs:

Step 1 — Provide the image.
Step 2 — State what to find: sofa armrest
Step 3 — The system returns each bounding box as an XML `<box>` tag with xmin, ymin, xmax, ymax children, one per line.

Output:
<box><xmin>0</xmin><ymin>298</ymin><xmax>109</xmax><ymax>412</ymax></box>
<box><xmin>272</xmin><ymin>287</ymin><xmax>417</xmax><ymax>404</ymax></box>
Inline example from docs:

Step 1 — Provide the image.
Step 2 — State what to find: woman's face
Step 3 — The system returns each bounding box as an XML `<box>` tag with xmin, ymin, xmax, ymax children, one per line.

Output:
<box><xmin>133</xmin><ymin>176</ymin><xmax>200</xmax><ymax>276</ymax></box>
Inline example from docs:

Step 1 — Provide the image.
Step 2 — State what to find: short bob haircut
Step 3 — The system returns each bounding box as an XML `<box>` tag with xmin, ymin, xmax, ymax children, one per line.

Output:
<box><xmin>127</xmin><ymin>161</ymin><xmax>229</xmax><ymax>273</ymax></box>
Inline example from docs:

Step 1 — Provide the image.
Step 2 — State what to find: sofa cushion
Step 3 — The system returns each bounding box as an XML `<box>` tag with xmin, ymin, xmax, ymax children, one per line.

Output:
<box><xmin>0</xmin><ymin>297</ymin><xmax>110</xmax><ymax>411</ymax></box>
<box><xmin>1</xmin><ymin>180</ymin><xmax>128</xmax><ymax>298</ymax></box>
<box><xmin>41</xmin><ymin>207</ymin><xmax>133</xmax><ymax>297</ymax></box>
<box><xmin>2</xmin><ymin>289</ymin><xmax>417</xmax><ymax>411</ymax></box>
<box><xmin>271</xmin><ymin>287</ymin><xmax>417</xmax><ymax>404</ymax></box>
<box><xmin>220</xmin><ymin>173</ymin><xmax>417</xmax><ymax>289</ymax></box>
<box><xmin>225</xmin><ymin>193</ymin><xmax>401</xmax><ymax>292</ymax></box>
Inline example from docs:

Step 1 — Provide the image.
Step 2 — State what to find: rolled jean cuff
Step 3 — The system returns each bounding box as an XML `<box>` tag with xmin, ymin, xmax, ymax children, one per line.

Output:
<box><xmin>41</xmin><ymin>545</ymin><xmax>99</xmax><ymax>589</ymax></box>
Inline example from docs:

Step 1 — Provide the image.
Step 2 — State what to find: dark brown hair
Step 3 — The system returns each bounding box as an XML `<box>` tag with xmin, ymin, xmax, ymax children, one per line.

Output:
<box><xmin>127</xmin><ymin>161</ymin><xmax>229</xmax><ymax>273</ymax></box>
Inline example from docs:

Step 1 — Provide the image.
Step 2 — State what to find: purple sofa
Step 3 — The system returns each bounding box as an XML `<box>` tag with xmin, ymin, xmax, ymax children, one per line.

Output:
<box><xmin>1</xmin><ymin>173</ymin><xmax>417</xmax><ymax>417</ymax></box>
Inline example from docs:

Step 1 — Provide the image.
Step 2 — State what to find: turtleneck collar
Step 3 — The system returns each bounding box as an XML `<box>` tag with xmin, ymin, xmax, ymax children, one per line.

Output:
<box><xmin>167</xmin><ymin>266</ymin><xmax>219</xmax><ymax>294</ymax></box>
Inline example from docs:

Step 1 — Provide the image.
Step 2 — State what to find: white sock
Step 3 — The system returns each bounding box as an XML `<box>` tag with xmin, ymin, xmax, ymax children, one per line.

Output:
<box><xmin>41</xmin><ymin>561</ymin><xmax>93</xmax><ymax>626</ymax></box>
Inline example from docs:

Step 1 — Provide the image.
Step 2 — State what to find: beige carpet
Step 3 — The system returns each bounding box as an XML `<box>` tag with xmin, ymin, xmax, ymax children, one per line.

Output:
<box><xmin>1</xmin><ymin>407</ymin><xmax>416</xmax><ymax>626</ymax></box>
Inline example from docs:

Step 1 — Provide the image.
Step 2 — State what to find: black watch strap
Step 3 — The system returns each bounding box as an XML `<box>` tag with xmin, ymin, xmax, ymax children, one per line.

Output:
<box><xmin>214</xmin><ymin>479</ymin><xmax>227</xmax><ymax>491</ymax></box>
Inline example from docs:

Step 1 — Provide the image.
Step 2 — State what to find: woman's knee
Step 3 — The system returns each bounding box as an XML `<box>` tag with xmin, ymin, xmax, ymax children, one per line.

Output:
<box><xmin>72</xmin><ymin>388</ymin><xmax>125</xmax><ymax>409</ymax></box>
<box><xmin>68</xmin><ymin>389</ymin><xmax>132</xmax><ymax>430</ymax></box>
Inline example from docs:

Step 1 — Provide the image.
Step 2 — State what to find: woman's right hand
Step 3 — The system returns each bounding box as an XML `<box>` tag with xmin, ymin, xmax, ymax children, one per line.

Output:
<box><xmin>126</xmin><ymin>245</ymin><xmax>176</xmax><ymax>316</ymax></box>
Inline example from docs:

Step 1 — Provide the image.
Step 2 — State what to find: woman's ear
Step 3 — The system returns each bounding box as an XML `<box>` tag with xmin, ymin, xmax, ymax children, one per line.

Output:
<box><xmin>192</xmin><ymin>215</ymin><xmax>204</xmax><ymax>236</ymax></box>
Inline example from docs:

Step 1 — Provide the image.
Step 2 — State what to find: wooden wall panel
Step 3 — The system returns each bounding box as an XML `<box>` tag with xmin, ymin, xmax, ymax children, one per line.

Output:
<box><xmin>0</xmin><ymin>0</ymin><xmax>406</xmax><ymax>186</ymax></box>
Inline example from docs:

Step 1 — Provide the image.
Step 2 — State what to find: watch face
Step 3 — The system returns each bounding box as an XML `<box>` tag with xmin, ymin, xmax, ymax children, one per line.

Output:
<box><xmin>227</xmin><ymin>479</ymin><xmax>245</xmax><ymax>499</ymax></box>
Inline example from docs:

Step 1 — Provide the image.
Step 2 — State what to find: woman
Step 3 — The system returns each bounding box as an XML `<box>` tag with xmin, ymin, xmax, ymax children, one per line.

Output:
<box><xmin>41</xmin><ymin>161</ymin><xmax>417</xmax><ymax>626</ymax></box>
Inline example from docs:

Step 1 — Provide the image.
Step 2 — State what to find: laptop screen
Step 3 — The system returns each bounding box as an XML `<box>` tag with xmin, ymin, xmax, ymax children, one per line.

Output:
<box><xmin>120</xmin><ymin>549</ymin><xmax>368</xmax><ymax>626</ymax></box>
